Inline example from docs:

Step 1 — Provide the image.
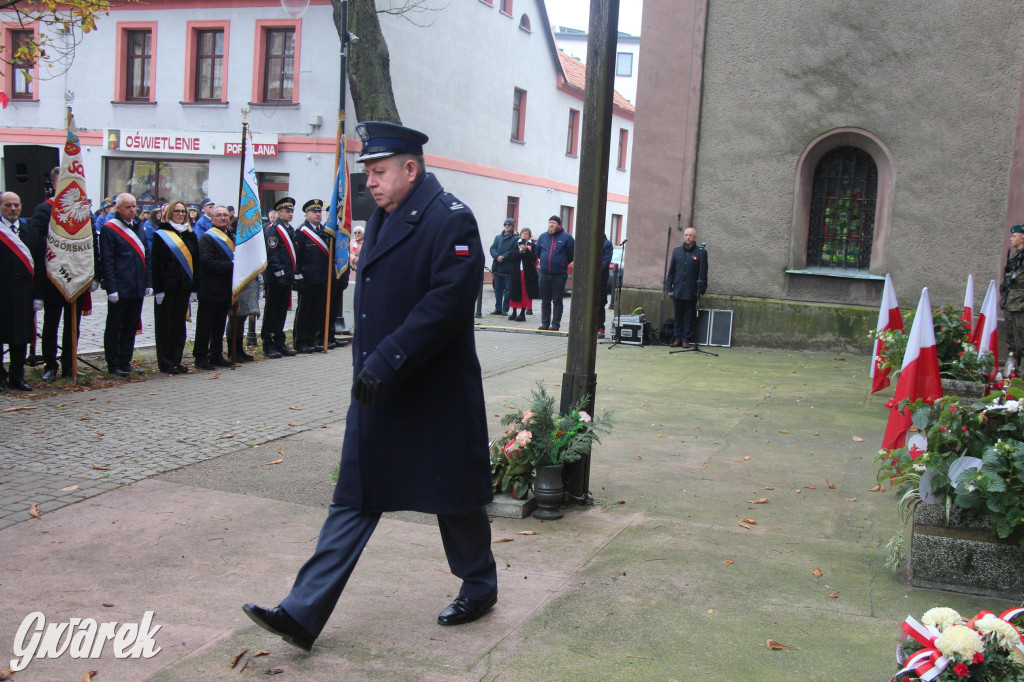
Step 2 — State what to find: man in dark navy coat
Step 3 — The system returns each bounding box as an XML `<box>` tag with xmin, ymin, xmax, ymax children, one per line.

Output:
<box><xmin>99</xmin><ymin>193</ymin><xmax>151</xmax><ymax>377</ymax></box>
<box><xmin>292</xmin><ymin>198</ymin><xmax>329</xmax><ymax>353</ymax></box>
<box><xmin>0</xmin><ymin>191</ymin><xmax>41</xmax><ymax>391</ymax></box>
<box><xmin>244</xmin><ymin>122</ymin><xmax>497</xmax><ymax>652</ymax></box>
<box><xmin>260</xmin><ymin>196</ymin><xmax>298</xmax><ymax>358</ymax></box>
<box><xmin>666</xmin><ymin>226</ymin><xmax>709</xmax><ymax>348</ymax></box>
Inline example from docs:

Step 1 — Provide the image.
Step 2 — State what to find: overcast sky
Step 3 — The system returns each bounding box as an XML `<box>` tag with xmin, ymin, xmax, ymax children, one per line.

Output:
<box><xmin>544</xmin><ymin>0</ymin><xmax>644</xmax><ymax>36</ymax></box>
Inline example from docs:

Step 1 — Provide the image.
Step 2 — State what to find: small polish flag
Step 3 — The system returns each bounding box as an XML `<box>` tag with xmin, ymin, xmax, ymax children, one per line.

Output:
<box><xmin>962</xmin><ymin>274</ymin><xmax>974</xmax><ymax>337</ymax></box>
<box><xmin>454</xmin><ymin>244</ymin><xmax>469</xmax><ymax>256</ymax></box>
<box><xmin>870</xmin><ymin>273</ymin><xmax>903</xmax><ymax>393</ymax></box>
<box><xmin>881</xmin><ymin>287</ymin><xmax>943</xmax><ymax>452</ymax></box>
<box><xmin>971</xmin><ymin>279</ymin><xmax>999</xmax><ymax>380</ymax></box>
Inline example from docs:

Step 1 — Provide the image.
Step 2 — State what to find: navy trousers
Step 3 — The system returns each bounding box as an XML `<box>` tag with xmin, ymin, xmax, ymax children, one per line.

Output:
<box><xmin>492</xmin><ymin>273</ymin><xmax>511</xmax><ymax>313</ymax></box>
<box><xmin>279</xmin><ymin>504</ymin><xmax>497</xmax><ymax>638</ymax></box>
<box><xmin>538</xmin><ymin>273</ymin><xmax>567</xmax><ymax>329</ymax></box>
<box><xmin>673</xmin><ymin>298</ymin><xmax>699</xmax><ymax>343</ymax></box>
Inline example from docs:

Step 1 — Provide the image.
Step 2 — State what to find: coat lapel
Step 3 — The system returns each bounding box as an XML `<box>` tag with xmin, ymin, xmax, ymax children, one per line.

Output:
<box><xmin>360</xmin><ymin>174</ymin><xmax>441</xmax><ymax>271</ymax></box>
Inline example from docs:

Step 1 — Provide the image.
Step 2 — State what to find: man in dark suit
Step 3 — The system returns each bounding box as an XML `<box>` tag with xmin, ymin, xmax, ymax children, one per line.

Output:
<box><xmin>99</xmin><ymin>193</ymin><xmax>151</xmax><ymax>377</ymax></box>
<box><xmin>244</xmin><ymin>122</ymin><xmax>497</xmax><ymax>652</ymax></box>
<box><xmin>0</xmin><ymin>191</ymin><xmax>40</xmax><ymax>391</ymax></box>
<box><xmin>193</xmin><ymin>206</ymin><xmax>235</xmax><ymax>370</ymax></box>
<box><xmin>261</xmin><ymin>196</ymin><xmax>298</xmax><ymax>358</ymax></box>
<box><xmin>666</xmin><ymin>227</ymin><xmax>709</xmax><ymax>348</ymax></box>
<box><xmin>292</xmin><ymin>198</ymin><xmax>329</xmax><ymax>353</ymax></box>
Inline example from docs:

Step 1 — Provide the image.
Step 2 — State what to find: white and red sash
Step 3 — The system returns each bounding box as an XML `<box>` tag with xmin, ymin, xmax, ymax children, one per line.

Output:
<box><xmin>0</xmin><ymin>221</ymin><xmax>33</xmax><ymax>276</ymax></box>
<box><xmin>105</xmin><ymin>218</ymin><xmax>146</xmax><ymax>265</ymax></box>
<box><xmin>300</xmin><ymin>225</ymin><xmax>330</xmax><ymax>258</ymax></box>
<box><xmin>276</xmin><ymin>224</ymin><xmax>297</xmax><ymax>270</ymax></box>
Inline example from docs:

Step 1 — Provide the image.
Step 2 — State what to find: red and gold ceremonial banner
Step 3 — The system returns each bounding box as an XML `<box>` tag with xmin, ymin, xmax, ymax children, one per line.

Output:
<box><xmin>46</xmin><ymin>115</ymin><xmax>95</xmax><ymax>302</ymax></box>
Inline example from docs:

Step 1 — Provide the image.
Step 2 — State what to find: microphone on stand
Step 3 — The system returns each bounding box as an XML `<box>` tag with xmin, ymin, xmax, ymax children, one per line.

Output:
<box><xmin>620</xmin><ymin>238</ymin><xmax>628</xmax><ymax>244</ymax></box>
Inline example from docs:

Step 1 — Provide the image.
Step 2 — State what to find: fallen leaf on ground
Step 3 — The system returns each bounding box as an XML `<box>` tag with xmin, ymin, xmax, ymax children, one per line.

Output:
<box><xmin>2</xmin><ymin>405</ymin><xmax>38</xmax><ymax>412</ymax></box>
<box><xmin>29</xmin><ymin>504</ymin><xmax>41</xmax><ymax>519</ymax></box>
<box><xmin>288</xmin><ymin>423</ymin><xmax>297</xmax><ymax>427</ymax></box>
<box><xmin>96</xmin><ymin>432</ymin><xmax>104</xmax><ymax>436</ymax></box>
<box><xmin>743</xmin><ymin>456</ymin><xmax>751</xmax><ymax>461</ymax></box>
<box><xmin>617</xmin><ymin>500</ymin><xmax>626</xmax><ymax>504</ymax></box>
<box><xmin>738</xmin><ymin>522</ymin><xmax>752</xmax><ymax>530</ymax></box>
<box><xmin>795</xmin><ymin>489</ymin><xmax>802</xmax><ymax>494</ymax></box>
<box><xmin>657</xmin><ymin>433</ymin><xmax>666</xmax><ymax>438</ymax></box>
<box><xmin>741</xmin><ymin>518</ymin><xmax>757</xmax><ymax>524</ymax></box>
<box><xmin>762</xmin><ymin>486</ymin><xmax>775</xmax><ymax>491</ymax></box>
<box><xmin>328</xmin><ymin>409</ymin><xmax>334</xmax><ymax>413</ymax></box>
<box><xmin>92</xmin><ymin>463</ymin><xmax>111</xmax><ymax>470</ymax></box>
<box><xmin>844</xmin><ymin>497</ymin><xmax>857</xmax><ymax>502</ymax></box>
<box><xmin>833</xmin><ymin>357</ymin><xmax>846</xmax><ymax>362</ymax></box>
<box><xmin>868</xmin><ymin>484</ymin><xmax>884</xmax><ymax>492</ymax></box>
<box><xmin>211</xmin><ymin>516</ymin><xmax>229</xmax><ymax>521</ymax></box>
<box><xmin>695</xmin><ymin>426</ymin><xmax>701</xmax><ymax>431</ymax></box>
<box><xmin>828</xmin><ymin>591</ymin><xmax>840</xmax><ymax>598</ymax></box>
<box><xmin>804</xmin><ymin>485</ymin><xmax>815</xmax><ymax>489</ymax></box>
<box><xmin>747</xmin><ymin>498</ymin><xmax>769</xmax><ymax>504</ymax></box>
<box><xmin>230</xmin><ymin>648</ymin><xmax>249</xmax><ymax>668</ymax></box>
<box><xmin>289</xmin><ymin>406</ymin><xmax>301</xmax><ymax>410</ymax></box>
<box><xmin>493</xmin><ymin>537</ymin><xmax>514</xmax><ymax>543</ymax></box>
<box><xmin>320</xmin><ymin>425</ymin><xmax>331</xmax><ymax>429</ymax></box>
<box><xmin>83</xmin><ymin>671</ymin><xmax>98</xmax><ymax>682</ymax></box>
<box><xmin>217</xmin><ymin>433</ymin><xmax>235</xmax><ymax>439</ymax></box>
<box><xmin>777</xmin><ymin>429</ymin><xmax>789</xmax><ymax>434</ymax></box>
<box><xmin>148</xmin><ymin>391</ymin><xmax>156</xmax><ymax>395</ymax></box>
<box><xmin>712</xmin><ymin>440</ymin><xmax>721</xmax><ymax>444</ymax></box>
<box><xmin>0</xmin><ymin>668</ymin><xmax>14</xmax><ymax>680</ymax></box>
<box><xmin>208</xmin><ymin>372</ymin><xmax>221</xmax><ymax>380</ymax></box>
<box><xmin>826</xmin><ymin>480</ymin><xmax>836</xmax><ymax>489</ymax></box>
<box><xmin>517</xmin><ymin>530</ymin><xmax>538</xmax><ymax>535</ymax></box>
<box><xmin>852</xmin><ymin>436</ymin><xmax>865</xmax><ymax>442</ymax></box>
<box><xmin>636</xmin><ymin>454</ymin><xmax>642</xmax><ymax>460</ymax></box>
<box><xmin>277</xmin><ymin>447</ymin><xmax>284</xmax><ymax>455</ymax></box>
<box><xmin>814</xmin><ymin>432</ymin><xmax>820</xmax><ymax>436</ymax></box>
<box><xmin>722</xmin><ymin>559</ymin><xmax>735</xmax><ymax>565</ymax></box>
<box><xmin>253</xmin><ymin>650</ymin><xmax>270</xmax><ymax>657</ymax></box>
<box><xmin>702</xmin><ymin>461</ymin><xmax>709</xmax><ymax>467</ymax></box>
<box><xmin>263</xmin><ymin>459</ymin><xmax>284</xmax><ymax>466</ymax></box>
<box><xmin>767</xmin><ymin>639</ymin><xmax>797</xmax><ymax>650</ymax></box>
<box><xmin>78</xmin><ymin>416</ymin><xmax>91</xmax><ymax>421</ymax></box>
<box><xmin>61</xmin><ymin>485</ymin><xmax>79</xmax><ymax>492</ymax></box>
<box><xmin>812</xmin><ymin>568</ymin><xmax>823</xmax><ymax>578</ymax></box>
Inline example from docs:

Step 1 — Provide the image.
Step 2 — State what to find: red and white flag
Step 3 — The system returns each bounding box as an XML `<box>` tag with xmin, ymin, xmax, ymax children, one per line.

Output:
<box><xmin>47</xmin><ymin>115</ymin><xmax>95</xmax><ymax>302</ymax></box>
<box><xmin>962</xmin><ymin>274</ymin><xmax>975</xmax><ymax>336</ymax></box>
<box><xmin>871</xmin><ymin>273</ymin><xmax>903</xmax><ymax>393</ymax></box>
<box><xmin>881</xmin><ymin>288</ymin><xmax>943</xmax><ymax>451</ymax></box>
<box><xmin>971</xmin><ymin>279</ymin><xmax>999</xmax><ymax>379</ymax></box>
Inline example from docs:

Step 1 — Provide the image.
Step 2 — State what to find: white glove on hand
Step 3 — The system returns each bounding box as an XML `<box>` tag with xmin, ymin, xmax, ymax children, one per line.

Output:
<box><xmin>189</xmin><ymin>292</ymin><xmax>197</xmax><ymax>303</ymax></box>
<box><xmin>108</xmin><ymin>292</ymin><xmax>119</xmax><ymax>304</ymax></box>
<box><xmin>144</xmin><ymin>287</ymin><xmax>153</xmax><ymax>297</ymax></box>
<box><xmin>155</xmin><ymin>292</ymin><xmax>165</xmax><ymax>305</ymax></box>
<box><xmin>90</xmin><ymin>281</ymin><xmax>100</xmax><ymax>293</ymax></box>
<box><xmin>33</xmin><ymin>299</ymin><xmax>43</xmax><ymax>312</ymax></box>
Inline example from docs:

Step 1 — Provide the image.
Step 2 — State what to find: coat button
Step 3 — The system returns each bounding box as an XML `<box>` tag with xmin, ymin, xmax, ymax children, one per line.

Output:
<box><xmin>393</xmin><ymin>354</ymin><xmax>400</xmax><ymax>361</ymax></box>
<box><xmin>361</xmin><ymin>351</ymin><xmax>367</xmax><ymax>358</ymax></box>
<box><xmin>361</xmin><ymin>313</ymin><xmax>366</xmax><ymax>319</ymax></box>
<box><xmin>364</xmin><ymin>276</ymin><xmax>371</xmax><ymax>283</ymax></box>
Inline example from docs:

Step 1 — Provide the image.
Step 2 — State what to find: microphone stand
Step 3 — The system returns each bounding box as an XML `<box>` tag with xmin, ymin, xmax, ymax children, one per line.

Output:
<box><xmin>607</xmin><ymin>238</ymin><xmax>629</xmax><ymax>350</ymax></box>
<box><xmin>671</xmin><ymin>242</ymin><xmax>717</xmax><ymax>357</ymax></box>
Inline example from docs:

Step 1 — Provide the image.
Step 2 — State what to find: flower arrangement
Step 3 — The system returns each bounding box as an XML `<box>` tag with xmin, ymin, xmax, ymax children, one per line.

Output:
<box><xmin>490</xmin><ymin>383</ymin><xmax>612</xmax><ymax>499</ymax></box>
<box><xmin>872</xmin><ymin>305</ymin><xmax>994</xmax><ymax>383</ymax></box>
<box><xmin>893</xmin><ymin>606</ymin><xmax>1024</xmax><ymax>680</ymax></box>
<box><xmin>876</xmin><ymin>377</ymin><xmax>1024</xmax><ymax>551</ymax></box>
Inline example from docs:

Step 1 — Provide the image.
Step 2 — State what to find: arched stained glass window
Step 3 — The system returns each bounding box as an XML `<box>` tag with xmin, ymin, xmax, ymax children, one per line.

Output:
<box><xmin>806</xmin><ymin>147</ymin><xmax>877</xmax><ymax>270</ymax></box>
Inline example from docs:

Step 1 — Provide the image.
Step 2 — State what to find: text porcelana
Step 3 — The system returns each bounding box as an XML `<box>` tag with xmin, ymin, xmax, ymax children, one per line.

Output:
<box><xmin>10</xmin><ymin>611</ymin><xmax>162</xmax><ymax>672</ymax></box>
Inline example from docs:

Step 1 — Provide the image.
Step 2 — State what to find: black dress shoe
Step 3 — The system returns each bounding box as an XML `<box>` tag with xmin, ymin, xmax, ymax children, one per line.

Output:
<box><xmin>242</xmin><ymin>604</ymin><xmax>314</xmax><ymax>652</ymax></box>
<box><xmin>538</xmin><ymin>325</ymin><xmax>549</xmax><ymax>331</ymax></box>
<box><xmin>109</xmin><ymin>367</ymin><xmax>131</xmax><ymax>378</ymax></box>
<box><xmin>295</xmin><ymin>345</ymin><xmax>315</xmax><ymax>354</ymax></box>
<box><xmin>211</xmin><ymin>356</ymin><xmax>232</xmax><ymax>367</ymax></box>
<box><xmin>279</xmin><ymin>346</ymin><xmax>298</xmax><ymax>357</ymax></box>
<box><xmin>8</xmin><ymin>378</ymin><xmax>32</xmax><ymax>391</ymax></box>
<box><xmin>123</xmin><ymin>366</ymin><xmax>141</xmax><ymax>376</ymax></box>
<box><xmin>176</xmin><ymin>364</ymin><xmax>189</xmax><ymax>374</ymax></box>
<box><xmin>265</xmin><ymin>347</ymin><xmax>283</xmax><ymax>359</ymax></box>
<box><xmin>194</xmin><ymin>359</ymin><xmax>216</xmax><ymax>370</ymax></box>
<box><xmin>437</xmin><ymin>593</ymin><xmax>497</xmax><ymax>626</ymax></box>
<box><xmin>0</xmin><ymin>381</ymin><xmax>6</xmax><ymax>392</ymax></box>
<box><xmin>161</xmin><ymin>366</ymin><xmax>180</xmax><ymax>375</ymax></box>
<box><xmin>235</xmin><ymin>351</ymin><xmax>255</xmax><ymax>363</ymax></box>
<box><xmin>311</xmin><ymin>344</ymin><xmax>324</xmax><ymax>353</ymax></box>
<box><xmin>41</xmin><ymin>368</ymin><xmax>57</xmax><ymax>382</ymax></box>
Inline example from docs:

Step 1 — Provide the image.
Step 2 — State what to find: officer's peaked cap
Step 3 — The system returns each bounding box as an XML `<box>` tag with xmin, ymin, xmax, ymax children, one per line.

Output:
<box><xmin>303</xmin><ymin>199</ymin><xmax>324</xmax><ymax>212</ymax></box>
<box><xmin>275</xmin><ymin>196</ymin><xmax>296</xmax><ymax>211</ymax></box>
<box><xmin>356</xmin><ymin>121</ymin><xmax>429</xmax><ymax>162</ymax></box>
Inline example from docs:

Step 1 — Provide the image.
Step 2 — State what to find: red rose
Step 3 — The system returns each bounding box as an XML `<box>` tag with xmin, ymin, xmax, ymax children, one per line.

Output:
<box><xmin>973</xmin><ymin>652</ymin><xmax>985</xmax><ymax>664</ymax></box>
<box><xmin>950</xmin><ymin>406</ymin><xmax>958</xmax><ymax>413</ymax></box>
<box><xmin>941</xmin><ymin>426</ymin><xmax>947</xmax><ymax>433</ymax></box>
<box><xmin>962</xmin><ymin>426</ymin><xmax>968</xmax><ymax>433</ymax></box>
<box><xmin>954</xmin><ymin>662</ymin><xmax>969</xmax><ymax>677</ymax></box>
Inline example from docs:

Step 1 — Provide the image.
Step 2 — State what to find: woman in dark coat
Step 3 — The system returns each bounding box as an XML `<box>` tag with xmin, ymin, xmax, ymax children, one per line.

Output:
<box><xmin>508</xmin><ymin>227</ymin><xmax>539</xmax><ymax>321</ymax></box>
<box><xmin>150</xmin><ymin>201</ymin><xmax>199</xmax><ymax>374</ymax></box>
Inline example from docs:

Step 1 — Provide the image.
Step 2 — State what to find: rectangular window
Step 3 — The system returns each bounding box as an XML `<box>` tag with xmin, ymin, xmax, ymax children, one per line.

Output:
<box><xmin>617</xmin><ymin>128</ymin><xmax>629</xmax><ymax>170</ymax></box>
<box><xmin>560</xmin><ymin>205</ymin><xmax>574</xmax><ymax>236</ymax></box>
<box><xmin>511</xmin><ymin>88</ymin><xmax>526</xmax><ymax>142</ymax></box>
<box><xmin>104</xmin><ymin>157</ymin><xmax>209</xmax><ymax>205</ymax></box>
<box><xmin>566</xmin><ymin>108</ymin><xmax>580</xmax><ymax>157</ymax></box>
<box><xmin>10</xmin><ymin>30</ymin><xmax>34</xmax><ymax>99</ymax></box>
<box><xmin>500</xmin><ymin>0</ymin><xmax>513</xmax><ymax>15</ymax></box>
<box><xmin>263</xmin><ymin>28</ymin><xmax>295</xmax><ymax>102</ymax></box>
<box><xmin>611</xmin><ymin>214</ymin><xmax>623</xmax><ymax>245</ymax></box>
<box><xmin>616</xmin><ymin>52</ymin><xmax>633</xmax><ymax>77</ymax></box>
<box><xmin>506</xmin><ymin>196</ymin><xmax>519</xmax><ymax>225</ymax></box>
<box><xmin>125</xmin><ymin>30</ymin><xmax>152</xmax><ymax>101</ymax></box>
<box><xmin>194</xmin><ymin>29</ymin><xmax>224</xmax><ymax>101</ymax></box>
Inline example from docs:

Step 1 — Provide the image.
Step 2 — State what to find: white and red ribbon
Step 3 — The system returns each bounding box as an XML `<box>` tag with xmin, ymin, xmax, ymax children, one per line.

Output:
<box><xmin>106</xmin><ymin>219</ymin><xmax>146</xmax><ymax>264</ymax></box>
<box><xmin>0</xmin><ymin>222</ymin><xmax>33</xmax><ymax>276</ymax></box>
<box><xmin>276</xmin><ymin>224</ymin><xmax>296</xmax><ymax>270</ymax></box>
<box><xmin>300</xmin><ymin>226</ymin><xmax>329</xmax><ymax>258</ymax></box>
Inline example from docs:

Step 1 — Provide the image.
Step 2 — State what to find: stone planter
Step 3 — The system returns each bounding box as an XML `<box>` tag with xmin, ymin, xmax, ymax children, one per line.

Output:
<box><xmin>940</xmin><ymin>378</ymin><xmax>986</xmax><ymax>399</ymax></box>
<box><xmin>487</xmin><ymin>491</ymin><xmax>537</xmax><ymax>519</ymax></box>
<box><xmin>910</xmin><ymin>503</ymin><xmax>1024</xmax><ymax>600</ymax></box>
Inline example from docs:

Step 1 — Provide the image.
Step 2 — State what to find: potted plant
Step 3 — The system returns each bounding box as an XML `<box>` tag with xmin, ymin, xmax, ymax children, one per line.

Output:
<box><xmin>490</xmin><ymin>382</ymin><xmax>612</xmax><ymax>519</ymax></box>
<box><xmin>873</xmin><ymin>305</ymin><xmax>995</xmax><ymax>396</ymax></box>
<box><xmin>893</xmin><ymin>606</ymin><xmax>1024</xmax><ymax>680</ymax></box>
<box><xmin>876</xmin><ymin>378</ymin><xmax>1024</xmax><ymax>598</ymax></box>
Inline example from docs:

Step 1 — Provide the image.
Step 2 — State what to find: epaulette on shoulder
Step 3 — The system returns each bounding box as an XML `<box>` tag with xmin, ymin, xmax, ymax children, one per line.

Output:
<box><xmin>440</xmin><ymin>193</ymin><xmax>466</xmax><ymax>212</ymax></box>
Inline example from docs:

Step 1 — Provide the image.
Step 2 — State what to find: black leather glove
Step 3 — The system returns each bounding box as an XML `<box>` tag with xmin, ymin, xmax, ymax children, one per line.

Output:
<box><xmin>352</xmin><ymin>367</ymin><xmax>382</xmax><ymax>407</ymax></box>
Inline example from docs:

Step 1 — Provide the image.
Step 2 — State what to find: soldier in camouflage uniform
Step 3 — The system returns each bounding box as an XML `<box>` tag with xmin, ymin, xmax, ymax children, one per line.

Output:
<box><xmin>1001</xmin><ymin>224</ymin><xmax>1024</xmax><ymax>359</ymax></box>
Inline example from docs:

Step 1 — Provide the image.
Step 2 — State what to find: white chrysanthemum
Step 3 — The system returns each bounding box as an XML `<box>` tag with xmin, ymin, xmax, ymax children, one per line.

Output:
<box><xmin>922</xmin><ymin>607</ymin><xmax>962</xmax><ymax>631</ymax></box>
<box><xmin>1005</xmin><ymin>400</ymin><xmax>1021</xmax><ymax>413</ymax></box>
<box><xmin>913</xmin><ymin>463</ymin><xmax>927</xmax><ymax>472</ymax></box>
<box><xmin>975</xmin><ymin>615</ymin><xmax>1023</xmax><ymax>653</ymax></box>
<box><xmin>934</xmin><ymin>624</ymin><xmax>984</xmax><ymax>659</ymax></box>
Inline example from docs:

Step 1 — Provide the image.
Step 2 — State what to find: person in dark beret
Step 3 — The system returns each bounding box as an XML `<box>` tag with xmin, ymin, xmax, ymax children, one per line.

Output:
<box><xmin>244</xmin><ymin>121</ymin><xmax>497</xmax><ymax>652</ymax></box>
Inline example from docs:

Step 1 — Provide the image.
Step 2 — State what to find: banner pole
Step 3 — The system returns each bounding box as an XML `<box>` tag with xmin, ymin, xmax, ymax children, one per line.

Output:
<box><xmin>70</xmin><ymin>296</ymin><xmax>78</xmax><ymax>382</ymax></box>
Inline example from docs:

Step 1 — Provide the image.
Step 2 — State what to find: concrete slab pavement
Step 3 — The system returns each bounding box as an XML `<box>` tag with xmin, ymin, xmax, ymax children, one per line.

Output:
<box><xmin>1</xmin><ymin>335</ymin><xmax>1020</xmax><ymax>680</ymax></box>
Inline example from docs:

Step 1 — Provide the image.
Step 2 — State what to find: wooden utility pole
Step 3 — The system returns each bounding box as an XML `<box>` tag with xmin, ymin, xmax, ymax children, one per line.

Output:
<box><xmin>562</xmin><ymin>0</ymin><xmax>620</xmax><ymax>503</ymax></box>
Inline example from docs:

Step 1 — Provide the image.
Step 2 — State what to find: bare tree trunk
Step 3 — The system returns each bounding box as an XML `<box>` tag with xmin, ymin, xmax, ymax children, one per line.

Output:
<box><xmin>333</xmin><ymin>0</ymin><xmax>402</xmax><ymax>124</ymax></box>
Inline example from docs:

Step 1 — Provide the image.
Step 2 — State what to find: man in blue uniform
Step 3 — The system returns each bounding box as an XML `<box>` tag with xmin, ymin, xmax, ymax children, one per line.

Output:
<box><xmin>243</xmin><ymin>121</ymin><xmax>497</xmax><ymax>652</ymax></box>
<box><xmin>100</xmin><ymin>193</ymin><xmax>151</xmax><ymax>377</ymax></box>
<box><xmin>292</xmin><ymin>198</ymin><xmax>329</xmax><ymax>353</ymax></box>
<box><xmin>261</xmin><ymin>196</ymin><xmax>298</xmax><ymax>358</ymax></box>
